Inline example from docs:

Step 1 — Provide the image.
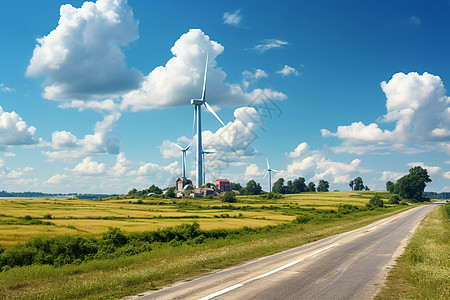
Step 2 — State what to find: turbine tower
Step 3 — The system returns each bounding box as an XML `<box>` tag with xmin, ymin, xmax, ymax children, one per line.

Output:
<box><xmin>172</xmin><ymin>141</ymin><xmax>192</xmax><ymax>179</ymax></box>
<box><xmin>263</xmin><ymin>158</ymin><xmax>279</xmax><ymax>193</ymax></box>
<box><xmin>191</xmin><ymin>54</ymin><xmax>225</xmax><ymax>188</ymax></box>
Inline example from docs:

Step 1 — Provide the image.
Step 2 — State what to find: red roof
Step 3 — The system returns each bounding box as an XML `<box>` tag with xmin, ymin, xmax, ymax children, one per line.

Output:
<box><xmin>215</xmin><ymin>179</ymin><xmax>229</xmax><ymax>182</ymax></box>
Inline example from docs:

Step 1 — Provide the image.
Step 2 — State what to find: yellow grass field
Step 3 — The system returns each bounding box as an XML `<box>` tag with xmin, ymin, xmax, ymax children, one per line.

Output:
<box><xmin>0</xmin><ymin>191</ymin><xmax>388</xmax><ymax>247</ymax></box>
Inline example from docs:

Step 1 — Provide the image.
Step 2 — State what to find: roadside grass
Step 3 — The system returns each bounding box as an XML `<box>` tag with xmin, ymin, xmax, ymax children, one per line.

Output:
<box><xmin>0</xmin><ymin>198</ymin><xmax>412</xmax><ymax>300</ymax></box>
<box><xmin>376</xmin><ymin>202</ymin><xmax>450</xmax><ymax>300</ymax></box>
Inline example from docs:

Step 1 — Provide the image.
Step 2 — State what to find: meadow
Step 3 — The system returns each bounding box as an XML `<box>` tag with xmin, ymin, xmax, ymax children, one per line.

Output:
<box><xmin>0</xmin><ymin>191</ymin><xmax>415</xmax><ymax>299</ymax></box>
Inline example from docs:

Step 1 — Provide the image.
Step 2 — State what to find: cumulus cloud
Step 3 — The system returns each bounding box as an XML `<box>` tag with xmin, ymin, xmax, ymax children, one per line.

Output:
<box><xmin>443</xmin><ymin>171</ymin><xmax>450</xmax><ymax>179</ymax></box>
<box><xmin>58</xmin><ymin>99</ymin><xmax>119</xmax><ymax>112</ymax></box>
<box><xmin>276</xmin><ymin>65</ymin><xmax>299</xmax><ymax>76</ymax></box>
<box><xmin>46</xmin><ymin>173</ymin><xmax>69</xmax><ymax>184</ymax></box>
<box><xmin>280</xmin><ymin>142</ymin><xmax>365</xmax><ymax>185</ymax></box>
<box><xmin>381</xmin><ymin>171</ymin><xmax>406</xmax><ymax>181</ymax></box>
<box><xmin>242</xmin><ymin>69</ymin><xmax>268</xmax><ymax>90</ymax></box>
<box><xmin>26</xmin><ymin>0</ymin><xmax>142</xmax><ymax>101</ymax></box>
<box><xmin>45</xmin><ymin>112</ymin><xmax>120</xmax><ymax>159</ymax></box>
<box><xmin>121</xmin><ymin>29</ymin><xmax>286</xmax><ymax>111</ymax></box>
<box><xmin>245</xmin><ymin>163</ymin><xmax>264</xmax><ymax>178</ymax></box>
<box><xmin>0</xmin><ymin>106</ymin><xmax>37</xmax><ymax>148</ymax></box>
<box><xmin>108</xmin><ymin>152</ymin><xmax>129</xmax><ymax>176</ymax></box>
<box><xmin>252</xmin><ymin>39</ymin><xmax>288</xmax><ymax>53</ymax></box>
<box><xmin>287</xmin><ymin>142</ymin><xmax>309</xmax><ymax>158</ymax></box>
<box><xmin>322</xmin><ymin>72</ymin><xmax>450</xmax><ymax>153</ymax></box>
<box><xmin>223</xmin><ymin>9</ymin><xmax>242</xmax><ymax>26</ymax></box>
<box><xmin>6</xmin><ymin>167</ymin><xmax>34</xmax><ymax>179</ymax></box>
<box><xmin>407</xmin><ymin>162</ymin><xmax>441</xmax><ymax>174</ymax></box>
<box><xmin>73</xmin><ymin>157</ymin><xmax>106</xmax><ymax>174</ymax></box>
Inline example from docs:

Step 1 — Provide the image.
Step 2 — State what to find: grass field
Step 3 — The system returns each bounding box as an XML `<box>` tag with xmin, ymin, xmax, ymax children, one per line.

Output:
<box><xmin>0</xmin><ymin>191</ymin><xmax>417</xmax><ymax>299</ymax></box>
<box><xmin>375</xmin><ymin>202</ymin><xmax>450</xmax><ymax>300</ymax></box>
<box><xmin>0</xmin><ymin>191</ymin><xmax>379</xmax><ymax>247</ymax></box>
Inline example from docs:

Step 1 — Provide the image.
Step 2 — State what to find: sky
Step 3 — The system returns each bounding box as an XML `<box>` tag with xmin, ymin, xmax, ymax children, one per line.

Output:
<box><xmin>0</xmin><ymin>0</ymin><xmax>449</xmax><ymax>194</ymax></box>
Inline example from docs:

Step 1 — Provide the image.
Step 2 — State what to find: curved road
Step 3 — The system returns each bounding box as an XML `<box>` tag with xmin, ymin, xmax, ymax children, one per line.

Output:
<box><xmin>125</xmin><ymin>202</ymin><xmax>441</xmax><ymax>300</ymax></box>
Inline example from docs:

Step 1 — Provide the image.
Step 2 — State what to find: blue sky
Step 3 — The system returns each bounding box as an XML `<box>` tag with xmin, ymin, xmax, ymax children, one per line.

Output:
<box><xmin>0</xmin><ymin>0</ymin><xmax>449</xmax><ymax>194</ymax></box>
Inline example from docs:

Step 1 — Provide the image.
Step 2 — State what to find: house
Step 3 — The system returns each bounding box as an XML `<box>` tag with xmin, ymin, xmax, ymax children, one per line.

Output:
<box><xmin>215</xmin><ymin>179</ymin><xmax>231</xmax><ymax>193</ymax></box>
<box><xmin>203</xmin><ymin>188</ymin><xmax>215</xmax><ymax>197</ymax></box>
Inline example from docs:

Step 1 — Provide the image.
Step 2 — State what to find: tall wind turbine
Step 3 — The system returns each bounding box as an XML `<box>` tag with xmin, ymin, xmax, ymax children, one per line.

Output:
<box><xmin>202</xmin><ymin>150</ymin><xmax>215</xmax><ymax>184</ymax></box>
<box><xmin>263</xmin><ymin>158</ymin><xmax>279</xmax><ymax>193</ymax></box>
<box><xmin>191</xmin><ymin>54</ymin><xmax>225</xmax><ymax>187</ymax></box>
<box><xmin>172</xmin><ymin>141</ymin><xmax>192</xmax><ymax>179</ymax></box>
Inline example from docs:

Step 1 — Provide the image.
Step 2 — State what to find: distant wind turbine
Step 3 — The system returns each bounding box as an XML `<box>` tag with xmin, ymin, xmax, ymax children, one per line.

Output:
<box><xmin>263</xmin><ymin>158</ymin><xmax>279</xmax><ymax>193</ymax></box>
<box><xmin>191</xmin><ymin>54</ymin><xmax>226</xmax><ymax>187</ymax></box>
<box><xmin>172</xmin><ymin>141</ymin><xmax>192</xmax><ymax>179</ymax></box>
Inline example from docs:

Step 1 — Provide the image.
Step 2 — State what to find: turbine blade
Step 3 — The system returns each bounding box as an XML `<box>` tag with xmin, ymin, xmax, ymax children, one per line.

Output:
<box><xmin>266</xmin><ymin>157</ymin><xmax>270</xmax><ymax>170</ymax></box>
<box><xmin>272</xmin><ymin>169</ymin><xmax>280</xmax><ymax>173</ymax></box>
<box><xmin>204</xmin><ymin>101</ymin><xmax>225</xmax><ymax>127</ymax></box>
<box><xmin>263</xmin><ymin>170</ymin><xmax>268</xmax><ymax>179</ymax></box>
<box><xmin>171</xmin><ymin>141</ymin><xmax>183</xmax><ymax>151</ymax></box>
<box><xmin>184</xmin><ymin>141</ymin><xmax>193</xmax><ymax>151</ymax></box>
<box><xmin>201</xmin><ymin>53</ymin><xmax>209</xmax><ymax>101</ymax></box>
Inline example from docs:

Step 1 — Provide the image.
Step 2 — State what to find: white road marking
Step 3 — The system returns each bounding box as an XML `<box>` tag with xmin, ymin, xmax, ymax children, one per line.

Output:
<box><xmin>198</xmin><ymin>243</ymin><xmax>339</xmax><ymax>300</ymax></box>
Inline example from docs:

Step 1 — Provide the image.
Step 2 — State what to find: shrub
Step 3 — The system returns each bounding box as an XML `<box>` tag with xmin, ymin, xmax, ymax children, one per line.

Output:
<box><xmin>388</xmin><ymin>195</ymin><xmax>401</xmax><ymax>204</ymax></box>
<box><xmin>43</xmin><ymin>213</ymin><xmax>53</xmax><ymax>219</ymax></box>
<box><xmin>222</xmin><ymin>191</ymin><xmax>236</xmax><ymax>203</ymax></box>
<box><xmin>369</xmin><ymin>194</ymin><xmax>384</xmax><ymax>207</ymax></box>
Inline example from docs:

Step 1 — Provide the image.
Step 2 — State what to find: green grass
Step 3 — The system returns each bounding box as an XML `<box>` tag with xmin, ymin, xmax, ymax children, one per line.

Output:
<box><xmin>376</xmin><ymin>202</ymin><xmax>450</xmax><ymax>300</ymax></box>
<box><xmin>0</xmin><ymin>191</ymin><xmax>415</xmax><ymax>300</ymax></box>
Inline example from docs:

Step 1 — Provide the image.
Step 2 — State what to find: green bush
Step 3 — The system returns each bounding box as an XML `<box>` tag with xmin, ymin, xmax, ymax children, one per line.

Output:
<box><xmin>222</xmin><ymin>191</ymin><xmax>236</xmax><ymax>203</ymax></box>
<box><xmin>369</xmin><ymin>194</ymin><xmax>384</xmax><ymax>207</ymax></box>
<box><xmin>388</xmin><ymin>195</ymin><xmax>401</xmax><ymax>204</ymax></box>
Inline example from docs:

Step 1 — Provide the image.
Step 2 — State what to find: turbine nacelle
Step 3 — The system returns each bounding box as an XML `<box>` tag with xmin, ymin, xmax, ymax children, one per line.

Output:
<box><xmin>191</xmin><ymin>99</ymin><xmax>204</xmax><ymax>105</ymax></box>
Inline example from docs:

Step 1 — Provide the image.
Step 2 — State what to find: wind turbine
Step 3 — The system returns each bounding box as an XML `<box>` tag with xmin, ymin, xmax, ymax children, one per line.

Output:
<box><xmin>263</xmin><ymin>158</ymin><xmax>279</xmax><ymax>193</ymax></box>
<box><xmin>202</xmin><ymin>150</ymin><xmax>215</xmax><ymax>184</ymax></box>
<box><xmin>172</xmin><ymin>141</ymin><xmax>192</xmax><ymax>179</ymax></box>
<box><xmin>191</xmin><ymin>54</ymin><xmax>225</xmax><ymax>187</ymax></box>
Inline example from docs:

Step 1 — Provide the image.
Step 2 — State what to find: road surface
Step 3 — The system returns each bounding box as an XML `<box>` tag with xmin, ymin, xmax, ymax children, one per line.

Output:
<box><xmin>124</xmin><ymin>202</ymin><xmax>441</xmax><ymax>300</ymax></box>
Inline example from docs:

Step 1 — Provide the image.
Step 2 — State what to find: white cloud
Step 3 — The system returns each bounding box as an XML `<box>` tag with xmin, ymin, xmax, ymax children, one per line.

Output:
<box><xmin>442</xmin><ymin>171</ymin><xmax>450</xmax><ymax>179</ymax></box>
<box><xmin>245</xmin><ymin>163</ymin><xmax>264</xmax><ymax>178</ymax></box>
<box><xmin>3</xmin><ymin>152</ymin><xmax>16</xmax><ymax>157</ymax></box>
<box><xmin>381</xmin><ymin>171</ymin><xmax>406</xmax><ymax>181</ymax></box>
<box><xmin>0</xmin><ymin>106</ymin><xmax>37</xmax><ymax>147</ymax></box>
<box><xmin>128</xmin><ymin>161</ymin><xmax>178</xmax><ymax>178</ymax></box>
<box><xmin>159</xmin><ymin>137</ymin><xmax>192</xmax><ymax>159</ymax></box>
<box><xmin>58</xmin><ymin>99</ymin><xmax>119</xmax><ymax>112</ymax></box>
<box><xmin>121</xmin><ymin>29</ymin><xmax>286</xmax><ymax>111</ymax></box>
<box><xmin>287</xmin><ymin>142</ymin><xmax>309</xmax><ymax>158</ymax></box>
<box><xmin>223</xmin><ymin>9</ymin><xmax>242</xmax><ymax>26</ymax></box>
<box><xmin>322</xmin><ymin>72</ymin><xmax>450</xmax><ymax>153</ymax></box>
<box><xmin>46</xmin><ymin>173</ymin><xmax>69</xmax><ymax>184</ymax></box>
<box><xmin>45</xmin><ymin>112</ymin><xmax>121</xmax><ymax>159</ymax></box>
<box><xmin>0</xmin><ymin>83</ymin><xmax>15</xmax><ymax>93</ymax></box>
<box><xmin>108</xmin><ymin>152</ymin><xmax>129</xmax><ymax>176</ymax></box>
<box><xmin>277</xmin><ymin>65</ymin><xmax>299</xmax><ymax>76</ymax></box>
<box><xmin>407</xmin><ymin>162</ymin><xmax>441</xmax><ymax>174</ymax></box>
<box><xmin>26</xmin><ymin>0</ymin><xmax>142</xmax><ymax>101</ymax></box>
<box><xmin>252</xmin><ymin>39</ymin><xmax>288</xmax><ymax>53</ymax></box>
<box><xmin>73</xmin><ymin>157</ymin><xmax>106</xmax><ymax>174</ymax></box>
<box><xmin>242</xmin><ymin>69</ymin><xmax>268</xmax><ymax>89</ymax></box>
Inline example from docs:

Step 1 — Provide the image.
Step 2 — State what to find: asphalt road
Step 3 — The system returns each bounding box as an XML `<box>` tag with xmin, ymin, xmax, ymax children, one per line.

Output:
<box><xmin>124</xmin><ymin>202</ymin><xmax>441</xmax><ymax>300</ymax></box>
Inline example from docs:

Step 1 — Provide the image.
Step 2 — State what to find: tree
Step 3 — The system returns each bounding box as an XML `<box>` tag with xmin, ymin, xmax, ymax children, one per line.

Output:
<box><xmin>222</xmin><ymin>191</ymin><xmax>236</xmax><ymax>203</ymax></box>
<box><xmin>349</xmin><ymin>180</ymin><xmax>354</xmax><ymax>191</ymax></box>
<box><xmin>245</xmin><ymin>180</ymin><xmax>261</xmax><ymax>195</ymax></box>
<box><xmin>386</xmin><ymin>181</ymin><xmax>395</xmax><ymax>193</ymax></box>
<box><xmin>369</xmin><ymin>194</ymin><xmax>384</xmax><ymax>207</ymax></box>
<box><xmin>272</xmin><ymin>178</ymin><xmax>286</xmax><ymax>194</ymax></box>
<box><xmin>230</xmin><ymin>182</ymin><xmax>242</xmax><ymax>191</ymax></box>
<box><xmin>393</xmin><ymin>166</ymin><xmax>431</xmax><ymax>202</ymax></box>
<box><xmin>148</xmin><ymin>185</ymin><xmax>162</xmax><ymax>194</ymax></box>
<box><xmin>307</xmin><ymin>182</ymin><xmax>316</xmax><ymax>192</ymax></box>
<box><xmin>293</xmin><ymin>177</ymin><xmax>307</xmax><ymax>193</ymax></box>
<box><xmin>388</xmin><ymin>194</ymin><xmax>401</xmax><ymax>204</ymax></box>
<box><xmin>353</xmin><ymin>177</ymin><xmax>364</xmax><ymax>191</ymax></box>
<box><xmin>127</xmin><ymin>188</ymin><xmax>137</xmax><ymax>196</ymax></box>
<box><xmin>286</xmin><ymin>180</ymin><xmax>295</xmax><ymax>194</ymax></box>
<box><xmin>317</xmin><ymin>180</ymin><xmax>329</xmax><ymax>192</ymax></box>
<box><xmin>165</xmin><ymin>187</ymin><xmax>176</xmax><ymax>198</ymax></box>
